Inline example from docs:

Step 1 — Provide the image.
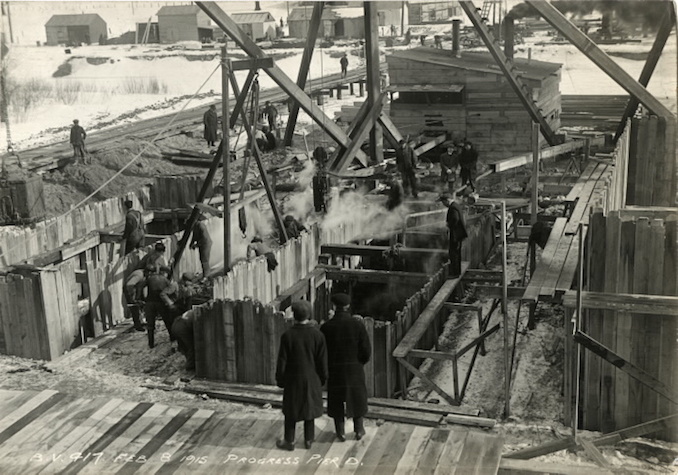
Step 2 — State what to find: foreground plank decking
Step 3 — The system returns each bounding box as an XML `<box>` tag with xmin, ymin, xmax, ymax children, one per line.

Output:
<box><xmin>0</xmin><ymin>389</ymin><xmax>503</xmax><ymax>474</ymax></box>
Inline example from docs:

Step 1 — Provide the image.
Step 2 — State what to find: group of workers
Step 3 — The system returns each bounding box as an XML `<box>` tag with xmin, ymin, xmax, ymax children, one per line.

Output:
<box><xmin>276</xmin><ymin>292</ymin><xmax>370</xmax><ymax>450</ymax></box>
<box><xmin>203</xmin><ymin>101</ymin><xmax>279</xmax><ymax>152</ymax></box>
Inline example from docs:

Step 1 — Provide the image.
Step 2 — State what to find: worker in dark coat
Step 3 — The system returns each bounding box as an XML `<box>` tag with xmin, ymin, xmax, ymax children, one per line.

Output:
<box><xmin>396</xmin><ymin>138</ymin><xmax>418</xmax><ymax>198</ymax></box>
<box><xmin>439</xmin><ymin>193</ymin><xmax>468</xmax><ymax>278</ymax></box>
<box><xmin>284</xmin><ymin>215</ymin><xmax>307</xmax><ymax>239</ymax></box>
<box><xmin>459</xmin><ymin>140</ymin><xmax>479</xmax><ymax>192</ymax></box>
<box><xmin>121</xmin><ymin>199</ymin><xmax>145</xmax><ymax>256</ymax></box>
<box><xmin>529</xmin><ymin>221</ymin><xmax>553</xmax><ymax>250</ymax></box>
<box><xmin>321</xmin><ymin>293</ymin><xmax>371</xmax><ymax>442</ymax></box>
<box><xmin>263</xmin><ymin>101</ymin><xmax>278</xmax><ymax>131</ymax></box>
<box><xmin>137</xmin><ymin>241</ymin><xmax>167</xmax><ymax>273</ymax></box>
<box><xmin>124</xmin><ymin>268</ymin><xmax>147</xmax><ymax>332</ymax></box>
<box><xmin>262</xmin><ymin>125</ymin><xmax>277</xmax><ymax>151</ymax></box>
<box><xmin>440</xmin><ymin>144</ymin><xmax>460</xmax><ymax>193</ymax></box>
<box><xmin>275</xmin><ymin>300</ymin><xmax>328</xmax><ymax>451</ymax></box>
<box><xmin>247</xmin><ymin>236</ymin><xmax>278</xmax><ymax>272</ymax></box>
<box><xmin>385</xmin><ymin>178</ymin><xmax>404</xmax><ymax>211</ymax></box>
<box><xmin>166</xmin><ymin>273</ymin><xmax>196</xmax><ymax>369</ymax></box>
<box><xmin>144</xmin><ymin>265</ymin><xmax>173</xmax><ymax>348</ymax></box>
<box><xmin>70</xmin><ymin>119</ymin><xmax>87</xmax><ymax>163</ymax></box>
<box><xmin>203</xmin><ymin>105</ymin><xmax>218</xmax><ymax>147</ymax></box>
<box><xmin>190</xmin><ymin>214</ymin><xmax>212</xmax><ymax>279</ymax></box>
<box><xmin>340</xmin><ymin>53</ymin><xmax>349</xmax><ymax>78</ymax></box>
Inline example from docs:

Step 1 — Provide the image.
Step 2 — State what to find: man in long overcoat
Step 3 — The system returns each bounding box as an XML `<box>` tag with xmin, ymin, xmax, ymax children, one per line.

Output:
<box><xmin>203</xmin><ymin>105</ymin><xmax>218</xmax><ymax>147</ymax></box>
<box><xmin>276</xmin><ymin>300</ymin><xmax>328</xmax><ymax>451</ymax></box>
<box><xmin>70</xmin><ymin>119</ymin><xmax>87</xmax><ymax>162</ymax></box>
<box><xmin>121</xmin><ymin>199</ymin><xmax>145</xmax><ymax>256</ymax></box>
<box><xmin>440</xmin><ymin>193</ymin><xmax>468</xmax><ymax>278</ymax></box>
<box><xmin>321</xmin><ymin>293</ymin><xmax>371</xmax><ymax>441</ymax></box>
<box><xmin>396</xmin><ymin>138</ymin><xmax>418</xmax><ymax>198</ymax></box>
<box><xmin>190</xmin><ymin>214</ymin><xmax>212</xmax><ymax>278</ymax></box>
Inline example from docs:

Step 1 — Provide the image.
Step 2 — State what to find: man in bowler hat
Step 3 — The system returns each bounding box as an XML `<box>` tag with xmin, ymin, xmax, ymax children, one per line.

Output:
<box><xmin>276</xmin><ymin>300</ymin><xmax>328</xmax><ymax>451</ymax></box>
<box><xmin>321</xmin><ymin>293</ymin><xmax>371</xmax><ymax>441</ymax></box>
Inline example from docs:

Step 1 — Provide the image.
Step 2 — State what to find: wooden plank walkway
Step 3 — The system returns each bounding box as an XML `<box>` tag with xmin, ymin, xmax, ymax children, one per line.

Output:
<box><xmin>522</xmin><ymin>162</ymin><xmax>611</xmax><ymax>303</ymax></box>
<box><xmin>0</xmin><ymin>389</ymin><xmax>504</xmax><ymax>474</ymax></box>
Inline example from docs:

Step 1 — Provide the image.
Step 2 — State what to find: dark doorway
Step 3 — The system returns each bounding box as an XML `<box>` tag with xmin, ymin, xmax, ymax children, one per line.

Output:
<box><xmin>334</xmin><ymin>19</ymin><xmax>345</xmax><ymax>37</ymax></box>
<box><xmin>67</xmin><ymin>26</ymin><xmax>89</xmax><ymax>45</ymax></box>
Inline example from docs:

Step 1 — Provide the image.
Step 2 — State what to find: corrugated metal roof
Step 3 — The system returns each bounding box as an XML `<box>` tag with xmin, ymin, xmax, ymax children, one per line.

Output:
<box><xmin>157</xmin><ymin>5</ymin><xmax>201</xmax><ymax>16</ymax></box>
<box><xmin>387</xmin><ymin>47</ymin><xmax>561</xmax><ymax>80</ymax></box>
<box><xmin>230</xmin><ymin>11</ymin><xmax>275</xmax><ymax>24</ymax></box>
<box><xmin>45</xmin><ymin>14</ymin><xmax>105</xmax><ymax>27</ymax></box>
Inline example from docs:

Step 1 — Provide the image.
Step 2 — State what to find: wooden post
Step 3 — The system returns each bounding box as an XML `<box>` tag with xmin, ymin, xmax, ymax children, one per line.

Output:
<box><xmin>284</xmin><ymin>2</ymin><xmax>324</xmax><ymax>146</ymax></box>
<box><xmin>573</xmin><ymin>223</ymin><xmax>585</xmax><ymax>436</ymax></box>
<box><xmin>364</xmin><ymin>1</ymin><xmax>384</xmax><ymax>163</ymax></box>
<box><xmin>222</xmin><ymin>46</ymin><xmax>231</xmax><ymax>272</ymax></box>
<box><xmin>531</xmin><ymin>122</ymin><xmax>539</xmax><ymax>225</ymax></box>
<box><xmin>501</xmin><ymin>200</ymin><xmax>510</xmax><ymax>418</ymax></box>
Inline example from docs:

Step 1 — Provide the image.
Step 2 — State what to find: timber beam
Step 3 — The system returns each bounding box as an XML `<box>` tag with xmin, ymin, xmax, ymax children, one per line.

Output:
<box><xmin>284</xmin><ymin>2</ymin><xmax>324</xmax><ymax>146</ymax></box>
<box><xmin>332</xmin><ymin>94</ymin><xmax>386</xmax><ymax>172</ymax></box>
<box><xmin>364</xmin><ymin>1</ymin><xmax>384</xmax><ymax>165</ymax></box>
<box><xmin>526</xmin><ymin>0</ymin><xmax>674</xmax><ymax>119</ymax></box>
<box><xmin>614</xmin><ymin>3</ymin><xmax>675</xmax><ymax>142</ymax></box>
<box><xmin>323</xmin><ymin>267</ymin><xmax>430</xmax><ymax>285</ymax></box>
<box><xmin>321</xmin><ymin>243</ymin><xmax>448</xmax><ymax>260</ymax></box>
<box><xmin>196</xmin><ymin>1</ymin><xmax>369</xmax><ymax>164</ymax></box>
<box><xmin>229</xmin><ymin>69</ymin><xmax>257</xmax><ymax>129</ymax></box>
<box><xmin>458</xmin><ymin>1</ymin><xmax>558</xmax><ymax>145</ymax></box>
<box><xmin>562</xmin><ymin>290</ymin><xmax>678</xmax><ymax>316</ymax></box>
<box><xmin>487</xmin><ymin>140</ymin><xmax>588</xmax><ymax>173</ymax></box>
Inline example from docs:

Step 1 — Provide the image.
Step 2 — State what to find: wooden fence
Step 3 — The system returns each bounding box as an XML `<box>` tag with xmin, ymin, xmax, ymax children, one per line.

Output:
<box><xmin>626</xmin><ymin>115</ymin><xmax>677</xmax><ymax>207</ymax></box>
<box><xmin>0</xmin><ymin>190</ymin><xmax>149</xmax><ymax>268</ymax></box>
<box><xmin>566</xmin><ymin>209</ymin><xmax>678</xmax><ymax>436</ymax></box>
<box><xmin>149</xmin><ymin>175</ymin><xmax>213</xmax><ymax>210</ymax></box>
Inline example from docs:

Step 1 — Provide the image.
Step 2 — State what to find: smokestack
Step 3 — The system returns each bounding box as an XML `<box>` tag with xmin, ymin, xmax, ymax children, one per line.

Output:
<box><xmin>504</xmin><ymin>15</ymin><xmax>514</xmax><ymax>59</ymax></box>
<box><xmin>452</xmin><ymin>19</ymin><xmax>461</xmax><ymax>57</ymax></box>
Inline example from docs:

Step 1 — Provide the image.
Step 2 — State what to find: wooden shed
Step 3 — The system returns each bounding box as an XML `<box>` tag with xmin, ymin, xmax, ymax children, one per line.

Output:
<box><xmin>289</xmin><ymin>6</ymin><xmax>365</xmax><ymax>39</ymax></box>
<box><xmin>44</xmin><ymin>14</ymin><xmax>107</xmax><ymax>46</ymax></box>
<box><xmin>230</xmin><ymin>11</ymin><xmax>278</xmax><ymax>41</ymax></box>
<box><xmin>408</xmin><ymin>1</ymin><xmax>463</xmax><ymax>25</ymax></box>
<box><xmin>386</xmin><ymin>47</ymin><xmax>562</xmax><ymax>161</ymax></box>
<box><xmin>157</xmin><ymin>5</ymin><xmax>213</xmax><ymax>43</ymax></box>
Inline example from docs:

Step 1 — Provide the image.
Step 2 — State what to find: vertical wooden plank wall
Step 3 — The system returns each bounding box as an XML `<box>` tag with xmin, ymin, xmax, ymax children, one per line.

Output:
<box><xmin>581</xmin><ymin>211</ymin><xmax>677</xmax><ymax>436</ymax></box>
<box><xmin>149</xmin><ymin>176</ymin><xmax>213</xmax><ymax>210</ymax></box>
<box><xmin>0</xmin><ymin>189</ymin><xmax>149</xmax><ymax>268</ymax></box>
<box><xmin>627</xmin><ymin>115</ymin><xmax>676</xmax><ymax>207</ymax></box>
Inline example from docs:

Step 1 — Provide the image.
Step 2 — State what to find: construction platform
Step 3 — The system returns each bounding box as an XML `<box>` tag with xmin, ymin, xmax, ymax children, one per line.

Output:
<box><xmin>0</xmin><ymin>389</ymin><xmax>504</xmax><ymax>474</ymax></box>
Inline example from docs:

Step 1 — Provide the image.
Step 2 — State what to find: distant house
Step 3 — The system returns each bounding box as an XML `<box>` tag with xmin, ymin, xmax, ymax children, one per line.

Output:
<box><xmin>288</xmin><ymin>6</ymin><xmax>364</xmax><ymax>39</ymax></box>
<box><xmin>230</xmin><ymin>11</ymin><xmax>278</xmax><ymax>41</ymax></box>
<box><xmin>386</xmin><ymin>47</ymin><xmax>562</xmax><ymax>161</ymax></box>
<box><xmin>157</xmin><ymin>5</ymin><xmax>213</xmax><ymax>43</ymax></box>
<box><xmin>45</xmin><ymin>14</ymin><xmax>107</xmax><ymax>46</ymax></box>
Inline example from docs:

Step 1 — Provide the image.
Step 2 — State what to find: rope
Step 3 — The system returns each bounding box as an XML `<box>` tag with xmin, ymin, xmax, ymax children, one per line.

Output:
<box><xmin>0</xmin><ymin>63</ymin><xmax>221</xmax><ymax>264</ymax></box>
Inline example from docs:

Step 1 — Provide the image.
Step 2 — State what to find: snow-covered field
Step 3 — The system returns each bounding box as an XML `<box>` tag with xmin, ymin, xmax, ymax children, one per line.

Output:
<box><xmin>1</xmin><ymin>3</ymin><xmax>675</xmax><ymax>151</ymax></box>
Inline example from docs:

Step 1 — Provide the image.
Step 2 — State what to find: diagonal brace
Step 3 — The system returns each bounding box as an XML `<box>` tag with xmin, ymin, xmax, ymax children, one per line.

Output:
<box><xmin>332</xmin><ymin>94</ymin><xmax>386</xmax><ymax>172</ymax></box>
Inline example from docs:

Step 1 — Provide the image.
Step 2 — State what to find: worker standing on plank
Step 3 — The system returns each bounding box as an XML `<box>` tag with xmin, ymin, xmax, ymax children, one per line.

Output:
<box><xmin>123</xmin><ymin>267</ymin><xmax>147</xmax><ymax>332</ymax></box>
<box><xmin>190</xmin><ymin>214</ymin><xmax>212</xmax><ymax>279</ymax></box>
<box><xmin>144</xmin><ymin>265</ymin><xmax>173</xmax><ymax>348</ymax></box>
<box><xmin>247</xmin><ymin>236</ymin><xmax>278</xmax><ymax>272</ymax></box>
<box><xmin>396</xmin><ymin>138</ymin><xmax>418</xmax><ymax>198</ymax></box>
<box><xmin>203</xmin><ymin>104</ymin><xmax>218</xmax><ymax>147</ymax></box>
<box><xmin>459</xmin><ymin>140</ymin><xmax>479</xmax><ymax>192</ymax></box>
<box><xmin>70</xmin><ymin>119</ymin><xmax>88</xmax><ymax>163</ymax></box>
<box><xmin>275</xmin><ymin>300</ymin><xmax>328</xmax><ymax>451</ymax></box>
<box><xmin>263</xmin><ymin>101</ymin><xmax>279</xmax><ymax>131</ymax></box>
<box><xmin>439</xmin><ymin>192</ymin><xmax>468</xmax><ymax>278</ymax></box>
<box><xmin>340</xmin><ymin>53</ymin><xmax>349</xmax><ymax>78</ymax></box>
<box><xmin>321</xmin><ymin>293</ymin><xmax>371</xmax><ymax>442</ymax></box>
<box><xmin>121</xmin><ymin>199</ymin><xmax>145</xmax><ymax>256</ymax></box>
<box><xmin>439</xmin><ymin>143</ymin><xmax>460</xmax><ymax>194</ymax></box>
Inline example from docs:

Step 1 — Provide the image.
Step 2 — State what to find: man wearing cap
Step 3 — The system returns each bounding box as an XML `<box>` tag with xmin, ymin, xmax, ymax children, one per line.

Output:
<box><xmin>203</xmin><ymin>104</ymin><xmax>218</xmax><ymax>147</ymax></box>
<box><xmin>70</xmin><ymin>119</ymin><xmax>87</xmax><ymax>163</ymax></box>
<box><xmin>459</xmin><ymin>140</ymin><xmax>478</xmax><ymax>192</ymax></box>
<box><xmin>439</xmin><ymin>143</ymin><xmax>460</xmax><ymax>193</ymax></box>
<box><xmin>190</xmin><ymin>214</ymin><xmax>212</xmax><ymax>279</ymax></box>
<box><xmin>321</xmin><ymin>293</ymin><xmax>371</xmax><ymax>442</ymax></box>
<box><xmin>121</xmin><ymin>199</ymin><xmax>145</xmax><ymax>256</ymax></box>
<box><xmin>144</xmin><ymin>265</ymin><xmax>173</xmax><ymax>348</ymax></box>
<box><xmin>275</xmin><ymin>300</ymin><xmax>328</xmax><ymax>451</ymax></box>
<box><xmin>439</xmin><ymin>193</ymin><xmax>468</xmax><ymax>278</ymax></box>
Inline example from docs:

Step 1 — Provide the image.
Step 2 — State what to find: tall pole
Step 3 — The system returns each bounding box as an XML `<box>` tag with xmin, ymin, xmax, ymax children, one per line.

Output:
<box><xmin>501</xmin><ymin>200</ymin><xmax>510</xmax><ymax>418</ymax></box>
<box><xmin>531</xmin><ymin>122</ymin><xmax>539</xmax><ymax>225</ymax></box>
<box><xmin>221</xmin><ymin>46</ymin><xmax>231</xmax><ymax>272</ymax></box>
<box><xmin>364</xmin><ymin>1</ymin><xmax>384</xmax><ymax>164</ymax></box>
